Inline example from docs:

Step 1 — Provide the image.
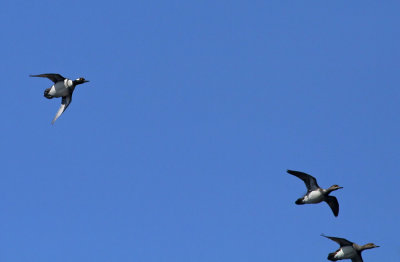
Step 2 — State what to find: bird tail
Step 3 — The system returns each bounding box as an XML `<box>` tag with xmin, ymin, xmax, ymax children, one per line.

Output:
<box><xmin>44</xmin><ymin>88</ymin><xmax>53</xmax><ymax>99</ymax></box>
<box><xmin>327</xmin><ymin>252</ymin><xmax>337</xmax><ymax>261</ymax></box>
<box><xmin>295</xmin><ymin>198</ymin><xmax>304</xmax><ymax>205</ymax></box>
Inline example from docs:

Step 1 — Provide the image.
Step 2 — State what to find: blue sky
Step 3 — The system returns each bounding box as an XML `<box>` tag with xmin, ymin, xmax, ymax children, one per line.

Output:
<box><xmin>1</xmin><ymin>0</ymin><xmax>399</xmax><ymax>261</ymax></box>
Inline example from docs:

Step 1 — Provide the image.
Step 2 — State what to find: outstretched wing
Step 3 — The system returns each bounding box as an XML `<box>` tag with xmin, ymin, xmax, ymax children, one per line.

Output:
<box><xmin>351</xmin><ymin>254</ymin><xmax>363</xmax><ymax>262</ymax></box>
<box><xmin>51</xmin><ymin>95</ymin><xmax>72</xmax><ymax>124</ymax></box>
<box><xmin>30</xmin><ymin>73</ymin><xmax>65</xmax><ymax>83</ymax></box>
<box><xmin>321</xmin><ymin>234</ymin><xmax>353</xmax><ymax>247</ymax></box>
<box><xmin>324</xmin><ymin>196</ymin><xmax>340</xmax><ymax>217</ymax></box>
<box><xmin>287</xmin><ymin>170</ymin><xmax>320</xmax><ymax>191</ymax></box>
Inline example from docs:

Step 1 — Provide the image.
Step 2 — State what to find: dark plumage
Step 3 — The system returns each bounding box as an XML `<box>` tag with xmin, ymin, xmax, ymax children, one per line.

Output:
<box><xmin>287</xmin><ymin>170</ymin><xmax>343</xmax><ymax>217</ymax></box>
<box><xmin>30</xmin><ymin>73</ymin><xmax>89</xmax><ymax>124</ymax></box>
<box><xmin>322</xmin><ymin>234</ymin><xmax>379</xmax><ymax>262</ymax></box>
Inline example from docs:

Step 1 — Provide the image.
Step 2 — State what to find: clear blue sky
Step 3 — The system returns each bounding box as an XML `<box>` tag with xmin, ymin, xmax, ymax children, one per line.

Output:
<box><xmin>1</xmin><ymin>1</ymin><xmax>399</xmax><ymax>261</ymax></box>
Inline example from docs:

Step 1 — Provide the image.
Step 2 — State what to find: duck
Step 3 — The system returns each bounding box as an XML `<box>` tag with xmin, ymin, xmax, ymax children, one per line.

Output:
<box><xmin>322</xmin><ymin>234</ymin><xmax>379</xmax><ymax>262</ymax></box>
<box><xmin>286</xmin><ymin>170</ymin><xmax>343</xmax><ymax>217</ymax></box>
<box><xmin>30</xmin><ymin>73</ymin><xmax>89</xmax><ymax>124</ymax></box>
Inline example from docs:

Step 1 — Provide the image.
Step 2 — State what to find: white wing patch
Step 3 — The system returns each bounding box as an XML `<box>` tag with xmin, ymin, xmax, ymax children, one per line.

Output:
<box><xmin>336</xmin><ymin>246</ymin><xmax>357</xmax><ymax>259</ymax></box>
<box><xmin>51</xmin><ymin>95</ymin><xmax>72</xmax><ymax>124</ymax></box>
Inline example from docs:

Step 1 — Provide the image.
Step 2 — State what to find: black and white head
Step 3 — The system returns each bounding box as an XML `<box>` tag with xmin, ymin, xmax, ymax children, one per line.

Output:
<box><xmin>73</xmin><ymin>77</ymin><xmax>89</xmax><ymax>85</ymax></box>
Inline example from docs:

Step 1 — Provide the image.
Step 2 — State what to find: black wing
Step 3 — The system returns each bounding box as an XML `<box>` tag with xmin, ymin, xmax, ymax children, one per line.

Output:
<box><xmin>321</xmin><ymin>234</ymin><xmax>353</xmax><ymax>247</ymax></box>
<box><xmin>287</xmin><ymin>170</ymin><xmax>320</xmax><ymax>191</ymax></box>
<box><xmin>30</xmin><ymin>73</ymin><xmax>65</xmax><ymax>83</ymax></box>
<box><xmin>324</xmin><ymin>196</ymin><xmax>340</xmax><ymax>217</ymax></box>
<box><xmin>351</xmin><ymin>254</ymin><xmax>363</xmax><ymax>262</ymax></box>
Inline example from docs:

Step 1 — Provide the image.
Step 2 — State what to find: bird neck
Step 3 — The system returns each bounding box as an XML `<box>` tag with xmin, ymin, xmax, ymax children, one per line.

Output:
<box><xmin>360</xmin><ymin>244</ymin><xmax>377</xmax><ymax>251</ymax></box>
<box><xmin>324</xmin><ymin>186</ymin><xmax>339</xmax><ymax>194</ymax></box>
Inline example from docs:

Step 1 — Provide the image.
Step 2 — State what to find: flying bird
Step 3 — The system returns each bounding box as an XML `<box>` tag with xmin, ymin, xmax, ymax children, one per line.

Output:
<box><xmin>322</xmin><ymin>234</ymin><xmax>379</xmax><ymax>262</ymax></box>
<box><xmin>286</xmin><ymin>170</ymin><xmax>343</xmax><ymax>217</ymax></box>
<box><xmin>30</xmin><ymin>73</ymin><xmax>89</xmax><ymax>124</ymax></box>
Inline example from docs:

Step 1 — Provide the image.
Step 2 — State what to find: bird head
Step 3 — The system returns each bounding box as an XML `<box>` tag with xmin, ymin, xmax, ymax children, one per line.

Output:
<box><xmin>74</xmin><ymin>77</ymin><xmax>89</xmax><ymax>85</ymax></box>
<box><xmin>327</xmin><ymin>185</ymin><xmax>343</xmax><ymax>192</ymax></box>
<box><xmin>362</xmin><ymin>243</ymin><xmax>380</xmax><ymax>250</ymax></box>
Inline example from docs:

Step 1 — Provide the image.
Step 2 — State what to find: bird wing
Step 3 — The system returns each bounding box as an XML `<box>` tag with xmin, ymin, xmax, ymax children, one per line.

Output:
<box><xmin>321</xmin><ymin>235</ymin><xmax>353</xmax><ymax>247</ymax></box>
<box><xmin>287</xmin><ymin>170</ymin><xmax>320</xmax><ymax>191</ymax></box>
<box><xmin>324</xmin><ymin>196</ymin><xmax>340</xmax><ymax>217</ymax></box>
<box><xmin>51</xmin><ymin>95</ymin><xmax>72</xmax><ymax>124</ymax></box>
<box><xmin>351</xmin><ymin>254</ymin><xmax>363</xmax><ymax>262</ymax></box>
<box><xmin>30</xmin><ymin>73</ymin><xmax>66</xmax><ymax>83</ymax></box>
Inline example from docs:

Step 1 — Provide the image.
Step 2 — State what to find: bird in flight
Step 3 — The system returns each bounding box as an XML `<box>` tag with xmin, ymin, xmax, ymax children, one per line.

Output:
<box><xmin>286</xmin><ymin>169</ymin><xmax>343</xmax><ymax>217</ymax></box>
<box><xmin>322</xmin><ymin>234</ymin><xmax>379</xmax><ymax>262</ymax></box>
<box><xmin>30</xmin><ymin>73</ymin><xmax>89</xmax><ymax>124</ymax></box>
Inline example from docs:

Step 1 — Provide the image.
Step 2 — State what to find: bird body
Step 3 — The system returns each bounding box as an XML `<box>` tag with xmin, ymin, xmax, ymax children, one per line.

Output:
<box><xmin>287</xmin><ymin>170</ymin><xmax>343</xmax><ymax>216</ymax></box>
<box><xmin>330</xmin><ymin>246</ymin><xmax>358</xmax><ymax>260</ymax></box>
<box><xmin>45</xmin><ymin>79</ymin><xmax>74</xmax><ymax>98</ymax></box>
<box><xmin>322</xmin><ymin>235</ymin><xmax>379</xmax><ymax>262</ymax></box>
<box><xmin>300</xmin><ymin>189</ymin><xmax>325</xmax><ymax>204</ymax></box>
<box><xmin>30</xmin><ymin>73</ymin><xmax>89</xmax><ymax>124</ymax></box>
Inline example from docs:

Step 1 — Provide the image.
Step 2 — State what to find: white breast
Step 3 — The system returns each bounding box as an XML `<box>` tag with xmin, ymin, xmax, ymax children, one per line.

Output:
<box><xmin>335</xmin><ymin>246</ymin><xmax>357</xmax><ymax>259</ymax></box>
<box><xmin>303</xmin><ymin>190</ymin><xmax>324</xmax><ymax>203</ymax></box>
<box><xmin>48</xmin><ymin>80</ymin><xmax>71</xmax><ymax>97</ymax></box>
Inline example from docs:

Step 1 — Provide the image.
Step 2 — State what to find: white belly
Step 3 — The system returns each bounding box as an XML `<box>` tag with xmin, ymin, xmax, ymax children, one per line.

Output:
<box><xmin>335</xmin><ymin>246</ymin><xmax>357</xmax><ymax>259</ymax></box>
<box><xmin>48</xmin><ymin>80</ymin><xmax>72</xmax><ymax>97</ymax></box>
<box><xmin>303</xmin><ymin>190</ymin><xmax>324</xmax><ymax>203</ymax></box>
